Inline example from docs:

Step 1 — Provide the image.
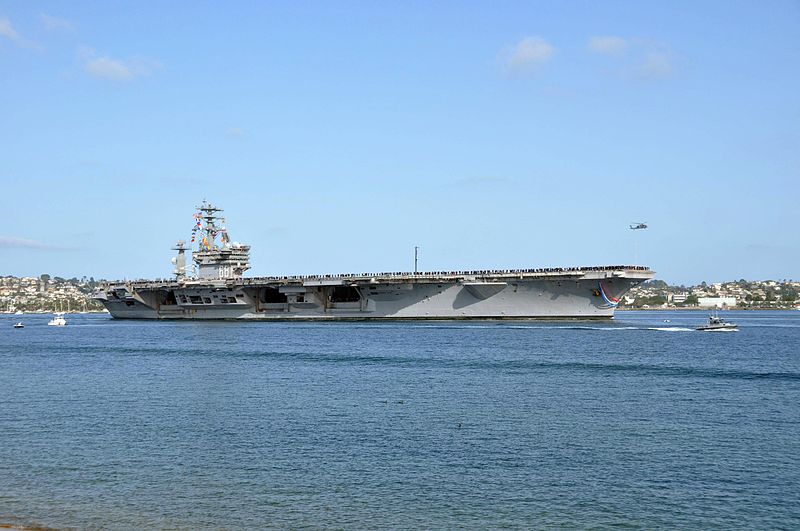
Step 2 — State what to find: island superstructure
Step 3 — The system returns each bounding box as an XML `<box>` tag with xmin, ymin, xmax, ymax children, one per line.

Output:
<box><xmin>94</xmin><ymin>201</ymin><xmax>655</xmax><ymax>320</ymax></box>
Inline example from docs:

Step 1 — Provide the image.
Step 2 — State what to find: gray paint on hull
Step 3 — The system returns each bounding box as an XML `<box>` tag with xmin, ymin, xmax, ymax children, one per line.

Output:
<box><xmin>97</xmin><ymin>276</ymin><xmax>643</xmax><ymax>320</ymax></box>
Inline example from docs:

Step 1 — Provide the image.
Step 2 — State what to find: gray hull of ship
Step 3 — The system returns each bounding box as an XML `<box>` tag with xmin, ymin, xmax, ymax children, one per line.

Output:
<box><xmin>95</xmin><ymin>269</ymin><xmax>652</xmax><ymax>320</ymax></box>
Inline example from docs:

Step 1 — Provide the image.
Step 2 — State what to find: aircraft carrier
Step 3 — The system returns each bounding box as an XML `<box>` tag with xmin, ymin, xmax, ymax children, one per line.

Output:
<box><xmin>94</xmin><ymin>202</ymin><xmax>655</xmax><ymax>320</ymax></box>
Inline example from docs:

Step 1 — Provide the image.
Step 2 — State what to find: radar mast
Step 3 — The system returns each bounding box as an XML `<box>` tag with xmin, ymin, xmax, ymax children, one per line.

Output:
<box><xmin>172</xmin><ymin>240</ymin><xmax>187</xmax><ymax>280</ymax></box>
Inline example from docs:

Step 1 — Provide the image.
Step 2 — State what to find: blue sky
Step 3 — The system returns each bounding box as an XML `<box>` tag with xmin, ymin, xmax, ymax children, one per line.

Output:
<box><xmin>1</xmin><ymin>1</ymin><xmax>798</xmax><ymax>285</ymax></box>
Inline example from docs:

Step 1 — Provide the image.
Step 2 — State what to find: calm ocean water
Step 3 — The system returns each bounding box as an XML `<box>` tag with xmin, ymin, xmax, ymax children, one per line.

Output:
<box><xmin>1</xmin><ymin>311</ymin><xmax>799</xmax><ymax>529</ymax></box>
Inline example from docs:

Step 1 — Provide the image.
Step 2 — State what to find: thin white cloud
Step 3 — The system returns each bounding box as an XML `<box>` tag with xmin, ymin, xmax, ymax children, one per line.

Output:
<box><xmin>588</xmin><ymin>36</ymin><xmax>628</xmax><ymax>55</ymax></box>
<box><xmin>0</xmin><ymin>16</ymin><xmax>43</xmax><ymax>50</ymax></box>
<box><xmin>589</xmin><ymin>36</ymin><xmax>678</xmax><ymax>81</ymax></box>
<box><xmin>79</xmin><ymin>46</ymin><xmax>159</xmax><ymax>82</ymax></box>
<box><xmin>639</xmin><ymin>50</ymin><xmax>675</xmax><ymax>79</ymax></box>
<box><xmin>0</xmin><ymin>236</ymin><xmax>74</xmax><ymax>251</ymax></box>
<box><xmin>0</xmin><ymin>16</ymin><xmax>21</xmax><ymax>43</ymax></box>
<box><xmin>85</xmin><ymin>56</ymin><xmax>134</xmax><ymax>81</ymax></box>
<box><xmin>502</xmin><ymin>37</ymin><xmax>554</xmax><ymax>74</ymax></box>
<box><xmin>41</xmin><ymin>13</ymin><xmax>73</xmax><ymax>32</ymax></box>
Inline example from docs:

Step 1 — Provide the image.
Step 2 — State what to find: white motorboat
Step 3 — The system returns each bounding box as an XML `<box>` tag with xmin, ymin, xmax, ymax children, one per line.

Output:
<box><xmin>13</xmin><ymin>322</ymin><xmax>24</xmax><ymax>328</ymax></box>
<box><xmin>47</xmin><ymin>312</ymin><xmax>67</xmax><ymax>326</ymax></box>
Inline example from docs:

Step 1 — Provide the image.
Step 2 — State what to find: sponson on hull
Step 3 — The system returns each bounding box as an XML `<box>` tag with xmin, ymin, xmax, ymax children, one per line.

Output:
<box><xmin>94</xmin><ymin>201</ymin><xmax>655</xmax><ymax>320</ymax></box>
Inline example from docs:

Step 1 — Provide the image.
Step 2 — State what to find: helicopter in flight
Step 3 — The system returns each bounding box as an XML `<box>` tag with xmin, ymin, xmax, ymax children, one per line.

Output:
<box><xmin>629</xmin><ymin>222</ymin><xmax>648</xmax><ymax>230</ymax></box>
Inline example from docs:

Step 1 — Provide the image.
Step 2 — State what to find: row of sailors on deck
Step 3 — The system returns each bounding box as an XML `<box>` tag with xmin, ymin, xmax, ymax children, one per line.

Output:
<box><xmin>239</xmin><ymin>265</ymin><xmax>648</xmax><ymax>282</ymax></box>
<box><xmin>116</xmin><ymin>265</ymin><xmax>648</xmax><ymax>285</ymax></box>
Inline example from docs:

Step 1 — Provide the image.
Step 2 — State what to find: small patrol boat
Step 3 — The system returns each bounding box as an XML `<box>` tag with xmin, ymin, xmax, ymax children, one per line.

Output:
<box><xmin>696</xmin><ymin>313</ymin><xmax>737</xmax><ymax>332</ymax></box>
<box><xmin>13</xmin><ymin>322</ymin><xmax>24</xmax><ymax>328</ymax></box>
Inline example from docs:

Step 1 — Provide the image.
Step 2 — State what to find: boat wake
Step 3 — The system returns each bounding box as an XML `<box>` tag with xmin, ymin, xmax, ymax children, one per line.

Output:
<box><xmin>395</xmin><ymin>324</ymin><xmax>696</xmax><ymax>332</ymax></box>
<box><xmin>529</xmin><ymin>325</ymin><xmax>694</xmax><ymax>332</ymax></box>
